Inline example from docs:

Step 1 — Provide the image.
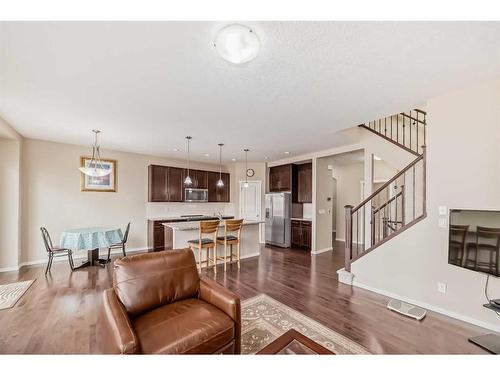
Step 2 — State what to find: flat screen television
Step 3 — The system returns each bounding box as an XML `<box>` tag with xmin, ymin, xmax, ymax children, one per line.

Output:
<box><xmin>449</xmin><ymin>209</ymin><xmax>500</xmax><ymax>277</ymax></box>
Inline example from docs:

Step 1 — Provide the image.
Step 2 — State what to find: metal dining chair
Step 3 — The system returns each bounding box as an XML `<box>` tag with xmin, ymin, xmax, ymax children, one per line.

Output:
<box><xmin>41</xmin><ymin>227</ymin><xmax>74</xmax><ymax>275</ymax></box>
<box><xmin>106</xmin><ymin>222</ymin><xmax>130</xmax><ymax>262</ymax></box>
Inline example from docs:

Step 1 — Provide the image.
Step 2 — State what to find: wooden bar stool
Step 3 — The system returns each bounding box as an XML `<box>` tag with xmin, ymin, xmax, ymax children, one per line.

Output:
<box><xmin>216</xmin><ymin>219</ymin><xmax>244</xmax><ymax>271</ymax></box>
<box><xmin>187</xmin><ymin>220</ymin><xmax>220</xmax><ymax>273</ymax></box>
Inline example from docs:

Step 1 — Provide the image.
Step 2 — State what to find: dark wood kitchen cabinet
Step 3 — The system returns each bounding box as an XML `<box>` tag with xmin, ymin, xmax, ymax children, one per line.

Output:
<box><xmin>149</xmin><ymin>164</ymin><xmax>230</xmax><ymax>202</ymax></box>
<box><xmin>297</xmin><ymin>163</ymin><xmax>312</xmax><ymax>203</ymax></box>
<box><xmin>184</xmin><ymin>169</ymin><xmax>208</xmax><ymax>189</ymax></box>
<box><xmin>148</xmin><ymin>165</ymin><xmax>184</xmax><ymax>202</ymax></box>
<box><xmin>291</xmin><ymin>220</ymin><xmax>311</xmax><ymax>249</ymax></box>
<box><xmin>207</xmin><ymin>171</ymin><xmax>230</xmax><ymax>202</ymax></box>
<box><xmin>269</xmin><ymin>164</ymin><xmax>292</xmax><ymax>192</ymax></box>
<box><xmin>148</xmin><ymin>165</ymin><xmax>168</xmax><ymax>202</ymax></box>
<box><xmin>167</xmin><ymin>166</ymin><xmax>184</xmax><ymax>202</ymax></box>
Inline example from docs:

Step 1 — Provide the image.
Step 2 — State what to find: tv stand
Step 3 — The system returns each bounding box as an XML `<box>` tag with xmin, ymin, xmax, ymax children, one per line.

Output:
<box><xmin>469</xmin><ymin>334</ymin><xmax>500</xmax><ymax>354</ymax></box>
<box><xmin>468</xmin><ymin>303</ymin><xmax>500</xmax><ymax>354</ymax></box>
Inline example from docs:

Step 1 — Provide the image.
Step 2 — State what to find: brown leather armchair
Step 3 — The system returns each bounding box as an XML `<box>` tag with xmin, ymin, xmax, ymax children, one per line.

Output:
<box><xmin>100</xmin><ymin>249</ymin><xmax>241</xmax><ymax>354</ymax></box>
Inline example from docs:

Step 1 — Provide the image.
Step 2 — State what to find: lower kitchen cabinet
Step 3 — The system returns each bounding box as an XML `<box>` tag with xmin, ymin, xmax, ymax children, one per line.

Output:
<box><xmin>291</xmin><ymin>220</ymin><xmax>312</xmax><ymax>249</ymax></box>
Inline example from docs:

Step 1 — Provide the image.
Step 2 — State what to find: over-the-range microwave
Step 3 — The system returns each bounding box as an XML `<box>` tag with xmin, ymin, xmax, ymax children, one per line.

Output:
<box><xmin>184</xmin><ymin>188</ymin><xmax>208</xmax><ymax>203</ymax></box>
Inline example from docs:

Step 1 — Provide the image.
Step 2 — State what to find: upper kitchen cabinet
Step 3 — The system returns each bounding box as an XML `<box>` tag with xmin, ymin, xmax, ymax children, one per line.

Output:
<box><xmin>166</xmin><ymin>166</ymin><xmax>184</xmax><ymax>202</ymax></box>
<box><xmin>183</xmin><ymin>169</ymin><xmax>208</xmax><ymax>189</ymax></box>
<box><xmin>269</xmin><ymin>164</ymin><xmax>292</xmax><ymax>192</ymax></box>
<box><xmin>148</xmin><ymin>165</ymin><xmax>168</xmax><ymax>201</ymax></box>
<box><xmin>149</xmin><ymin>165</ymin><xmax>230</xmax><ymax>202</ymax></box>
<box><xmin>207</xmin><ymin>171</ymin><xmax>230</xmax><ymax>202</ymax></box>
<box><xmin>148</xmin><ymin>165</ymin><xmax>185</xmax><ymax>202</ymax></box>
<box><xmin>296</xmin><ymin>163</ymin><xmax>312</xmax><ymax>203</ymax></box>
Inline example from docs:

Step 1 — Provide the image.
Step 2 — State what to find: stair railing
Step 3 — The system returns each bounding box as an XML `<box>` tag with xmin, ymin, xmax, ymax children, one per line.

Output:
<box><xmin>344</xmin><ymin>109</ymin><xmax>427</xmax><ymax>272</ymax></box>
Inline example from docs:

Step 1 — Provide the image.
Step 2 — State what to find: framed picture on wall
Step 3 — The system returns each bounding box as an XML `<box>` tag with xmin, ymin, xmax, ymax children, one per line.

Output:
<box><xmin>80</xmin><ymin>157</ymin><xmax>117</xmax><ymax>192</ymax></box>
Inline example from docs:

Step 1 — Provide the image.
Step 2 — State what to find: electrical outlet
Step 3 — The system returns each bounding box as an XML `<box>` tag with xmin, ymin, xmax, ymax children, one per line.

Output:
<box><xmin>437</xmin><ymin>282</ymin><xmax>447</xmax><ymax>294</ymax></box>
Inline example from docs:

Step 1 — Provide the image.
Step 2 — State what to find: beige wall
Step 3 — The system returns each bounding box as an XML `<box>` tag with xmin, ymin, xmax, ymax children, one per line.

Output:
<box><xmin>352</xmin><ymin>78</ymin><xmax>500</xmax><ymax>331</ymax></box>
<box><xmin>20</xmin><ymin>138</ymin><xmax>232</xmax><ymax>264</ymax></box>
<box><xmin>0</xmin><ymin>138</ymin><xmax>21</xmax><ymax>270</ymax></box>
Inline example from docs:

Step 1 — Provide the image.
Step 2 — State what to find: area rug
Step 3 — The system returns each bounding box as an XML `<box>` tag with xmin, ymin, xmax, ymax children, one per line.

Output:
<box><xmin>241</xmin><ymin>294</ymin><xmax>369</xmax><ymax>354</ymax></box>
<box><xmin>0</xmin><ymin>280</ymin><xmax>35</xmax><ymax>310</ymax></box>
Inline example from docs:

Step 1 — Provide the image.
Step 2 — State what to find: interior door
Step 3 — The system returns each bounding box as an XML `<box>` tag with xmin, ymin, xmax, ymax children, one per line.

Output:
<box><xmin>240</xmin><ymin>181</ymin><xmax>263</xmax><ymax>242</ymax></box>
<box><xmin>239</xmin><ymin>181</ymin><xmax>261</xmax><ymax>221</ymax></box>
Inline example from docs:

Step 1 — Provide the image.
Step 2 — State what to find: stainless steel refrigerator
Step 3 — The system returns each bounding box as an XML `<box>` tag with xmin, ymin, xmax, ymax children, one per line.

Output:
<box><xmin>265</xmin><ymin>193</ymin><xmax>291</xmax><ymax>247</ymax></box>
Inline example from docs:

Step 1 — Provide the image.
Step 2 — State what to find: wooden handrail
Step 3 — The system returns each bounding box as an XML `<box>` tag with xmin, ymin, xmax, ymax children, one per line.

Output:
<box><xmin>352</xmin><ymin>154</ymin><xmax>424</xmax><ymax>213</ymax></box>
<box><xmin>399</xmin><ymin>112</ymin><xmax>426</xmax><ymax>125</ymax></box>
<box><xmin>372</xmin><ymin>190</ymin><xmax>403</xmax><ymax>215</ymax></box>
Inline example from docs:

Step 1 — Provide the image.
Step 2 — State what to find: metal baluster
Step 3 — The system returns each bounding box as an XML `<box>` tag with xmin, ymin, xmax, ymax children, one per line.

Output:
<box><xmin>384</xmin><ymin>117</ymin><xmax>387</xmax><ymax>136</ymax></box>
<box><xmin>413</xmin><ymin>164</ymin><xmax>416</xmax><ymax>220</ymax></box>
<box><xmin>416</xmin><ymin>111</ymin><xmax>419</xmax><ymax>153</ymax></box>
<box><xmin>402</xmin><ymin>114</ymin><xmax>406</xmax><ymax>147</ymax></box>
<box><xmin>390</xmin><ymin>115</ymin><xmax>393</xmax><ymax>141</ymax></box>
<box><xmin>363</xmin><ymin>205</ymin><xmax>366</xmax><ymax>252</ymax></box>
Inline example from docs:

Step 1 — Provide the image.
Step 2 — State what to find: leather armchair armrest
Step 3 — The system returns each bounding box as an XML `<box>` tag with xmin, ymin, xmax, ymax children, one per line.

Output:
<box><xmin>199</xmin><ymin>277</ymin><xmax>241</xmax><ymax>354</ymax></box>
<box><xmin>100</xmin><ymin>288</ymin><xmax>140</xmax><ymax>354</ymax></box>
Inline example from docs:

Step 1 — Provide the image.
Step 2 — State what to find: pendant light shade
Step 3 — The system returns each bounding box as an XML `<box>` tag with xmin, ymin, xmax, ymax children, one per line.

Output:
<box><xmin>243</xmin><ymin>148</ymin><xmax>250</xmax><ymax>188</ymax></box>
<box><xmin>217</xmin><ymin>143</ymin><xmax>224</xmax><ymax>188</ymax></box>
<box><xmin>79</xmin><ymin>130</ymin><xmax>111</xmax><ymax>177</ymax></box>
<box><xmin>184</xmin><ymin>136</ymin><xmax>193</xmax><ymax>186</ymax></box>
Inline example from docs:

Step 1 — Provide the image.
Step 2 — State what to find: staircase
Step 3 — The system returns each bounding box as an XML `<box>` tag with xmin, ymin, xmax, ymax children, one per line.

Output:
<box><xmin>344</xmin><ymin>109</ymin><xmax>427</xmax><ymax>272</ymax></box>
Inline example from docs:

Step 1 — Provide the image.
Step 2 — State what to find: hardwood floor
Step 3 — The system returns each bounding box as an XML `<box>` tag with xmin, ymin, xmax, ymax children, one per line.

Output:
<box><xmin>0</xmin><ymin>243</ymin><xmax>492</xmax><ymax>354</ymax></box>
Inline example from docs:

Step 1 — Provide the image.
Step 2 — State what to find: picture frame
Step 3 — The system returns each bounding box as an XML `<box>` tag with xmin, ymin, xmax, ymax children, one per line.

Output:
<box><xmin>80</xmin><ymin>157</ymin><xmax>117</xmax><ymax>192</ymax></box>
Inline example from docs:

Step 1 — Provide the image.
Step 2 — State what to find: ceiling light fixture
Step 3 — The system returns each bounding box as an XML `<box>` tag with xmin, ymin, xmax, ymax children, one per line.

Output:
<box><xmin>79</xmin><ymin>130</ymin><xmax>111</xmax><ymax>177</ymax></box>
<box><xmin>214</xmin><ymin>24</ymin><xmax>260</xmax><ymax>64</ymax></box>
<box><xmin>184</xmin><ymin>136</ymin><xmax>192</xmax><ymax>186</ymax></box>
<box><xmin>243</xmin><ymin>148</ymin><xmax>250</xmax><ymax>188</ymax></box>
<box><xmin>284</xmin><ymin>151</ymin><xmax>290</xmax><ymax>155</ymax></box>
<box><xmin>217</xmin><ymin>143</ymin><xmax>224</xmax><ymax>188</ymax></box>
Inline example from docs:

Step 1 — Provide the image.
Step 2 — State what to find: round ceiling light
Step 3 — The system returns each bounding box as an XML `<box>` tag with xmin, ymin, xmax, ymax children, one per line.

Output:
<box><xmin>214</xmin><ymin>24</ymin><xmax>260</xmax><ymax>64</ymax></box>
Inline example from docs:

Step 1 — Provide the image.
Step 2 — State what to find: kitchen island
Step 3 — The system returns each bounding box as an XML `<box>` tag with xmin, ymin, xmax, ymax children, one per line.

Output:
<box><xmin>163</xmin><ymin>220</ymin><xmax>263</xmax><ymax>264</ymax></box>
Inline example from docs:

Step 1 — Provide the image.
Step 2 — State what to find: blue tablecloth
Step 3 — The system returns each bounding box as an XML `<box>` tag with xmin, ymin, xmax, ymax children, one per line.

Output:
<box><xmin>60</xmin><ymin>227</ymin><xmax>123</xmax><ymax>250</ymax></box>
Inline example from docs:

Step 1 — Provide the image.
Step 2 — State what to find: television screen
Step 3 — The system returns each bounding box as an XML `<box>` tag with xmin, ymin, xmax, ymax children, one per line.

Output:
<box><xmin>449</xmin><ymin>209</ymin><xmax>500</xmax><ymax>277</ymax></box>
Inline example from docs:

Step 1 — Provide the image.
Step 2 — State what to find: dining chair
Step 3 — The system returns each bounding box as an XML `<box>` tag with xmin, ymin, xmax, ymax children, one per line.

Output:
<box><xmin>40</xmin><ymin>227</ymin><xmax>74</xmax><ymax>275</ymax></box>
<box><xmin>187</xmin><ymin>220</ymin><xmax>220</xmax><ymax>273</ymax></box>
<box><xmin>106</xmin><ymin>222</ymin><xmax>130</xmax><ymax>262</ymax></box>
<box><xmin>216</xmin><ymin>219</ymin><xmax>244</xmax><ymax>271</ymax></box>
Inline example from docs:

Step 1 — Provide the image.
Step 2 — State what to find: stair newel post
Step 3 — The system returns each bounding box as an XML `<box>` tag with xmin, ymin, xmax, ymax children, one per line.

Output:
<box><xmin>345</xmin><ymin>205</ymin><xmax>354</xmax><ymax>272</ymax></box>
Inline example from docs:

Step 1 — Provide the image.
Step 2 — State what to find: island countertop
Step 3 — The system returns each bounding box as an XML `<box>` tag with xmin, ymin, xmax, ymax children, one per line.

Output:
<box><xmin>163</xmin><ymin>219</ymin><xmax>264</xmax><ymax>231</ymax></box>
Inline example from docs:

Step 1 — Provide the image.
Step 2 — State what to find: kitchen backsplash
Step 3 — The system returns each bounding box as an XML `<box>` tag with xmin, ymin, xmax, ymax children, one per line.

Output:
<box><xmin>146</xmin><ymin>202</ymin><xmax>236</xmax><ymax>219</ymax></box>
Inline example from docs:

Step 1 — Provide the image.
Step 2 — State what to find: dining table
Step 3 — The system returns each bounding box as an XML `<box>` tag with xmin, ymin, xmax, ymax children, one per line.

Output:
<box><xmin>60</xmin><ymin>226</ymin><xmax>123</xmax><ymax>269</ymax></box>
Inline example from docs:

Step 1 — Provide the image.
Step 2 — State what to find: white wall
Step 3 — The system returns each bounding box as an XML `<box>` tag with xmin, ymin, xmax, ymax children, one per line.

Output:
<box><xmin>20</xmin><ymin>138</ymin><xmax>232</xmax><ymax>264</ymax></box>
<box><xmin>352</xmin><ymin>78</ymin><xmax>500</xmax><ymax>332</ymax></box>
<box><xmin>0</xmin><ymin>138</ymin><xmax>21</xmax><ymax>270</ymax></box>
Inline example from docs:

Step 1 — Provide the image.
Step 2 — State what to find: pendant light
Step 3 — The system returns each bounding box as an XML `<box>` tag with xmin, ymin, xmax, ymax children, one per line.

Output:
<box><xmin>184</xmin><ymin>136</ymin><xmax>193</xmax><ymax>186</ymax></box>
<box><xmin>79</xmin><ymin>130</ymin><xmax>111</xmax><ymax>177</ymax></box>
<box><xmin>243</xmin><ymin>148</ymin><xmax>250</xmax><ymax>188</ymax></box>
<box><xmin>217</xmin><ymin>143</ymin><xmax>224</xmax><ymax>187</ymax></box>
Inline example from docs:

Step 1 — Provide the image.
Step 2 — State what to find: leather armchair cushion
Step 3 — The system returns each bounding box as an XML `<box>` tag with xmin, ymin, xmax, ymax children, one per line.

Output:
<box><xmin>113</xmin><ymin>249</ymin><xmax>200</xmax><ymax>316</ymax></box>
<box><xmin>133</xmin><ymin>298</ymin><xmax>235</xmax><ymax>354</ymax></box>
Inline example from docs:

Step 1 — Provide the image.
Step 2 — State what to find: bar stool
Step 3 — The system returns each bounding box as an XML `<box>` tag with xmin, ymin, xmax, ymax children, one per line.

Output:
<box><xmin>187</xmin><ymin>220</ymin><xmax>220</xmax><ymax>273</ymax></box>
<box><xmin>216</xmin><ymin>219</ymin><xmax>244</xmax><ymax>271</ymax></box>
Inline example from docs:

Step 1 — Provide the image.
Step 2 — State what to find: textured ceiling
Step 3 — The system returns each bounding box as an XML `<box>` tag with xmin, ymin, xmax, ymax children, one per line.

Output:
<box><xmin>0</xmin><ymin>22</ymin><xmax>499</xmax><ymax>162</ymax></box>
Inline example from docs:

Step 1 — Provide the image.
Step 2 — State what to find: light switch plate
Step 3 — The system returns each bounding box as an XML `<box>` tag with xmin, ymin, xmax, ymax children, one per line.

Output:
<box><xmin>438</xmin><ymin>206</ymin><xmax>447</xmax><ymax>216</ymax></box>
<box><xmin>318</xmin><ymin>209</ymin><xmax>326</xmax><ymax>214</ymax></box>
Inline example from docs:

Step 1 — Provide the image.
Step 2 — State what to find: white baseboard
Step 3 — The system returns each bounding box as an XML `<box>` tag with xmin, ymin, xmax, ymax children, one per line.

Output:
<box><xmin>352</xmin><ymin>279</ymin><xmax>500</xmax><ymax>333</ymax></box>
<box><xmin>311</xmin><ymin>246</ymin><xmax>333</xmax><ymax>255</ymax></box>
<box><xmin>337</xmin><ymin>267</ymin><xmax>354</xmax><ymax>285</ymax></box>
<box><xmin>2</xmin><ymin>248</ymin><xmax>259</xmax><ymax>273</ymax></box>
<box><xmin>0</xmin><ymin>265</ymin><xmax>21</xmax><ymax>273</ymax></box>
<box><xmin>1</xmin><ymin>247</ymin><xmax>149</xmax><ymax>272</ymax></box>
